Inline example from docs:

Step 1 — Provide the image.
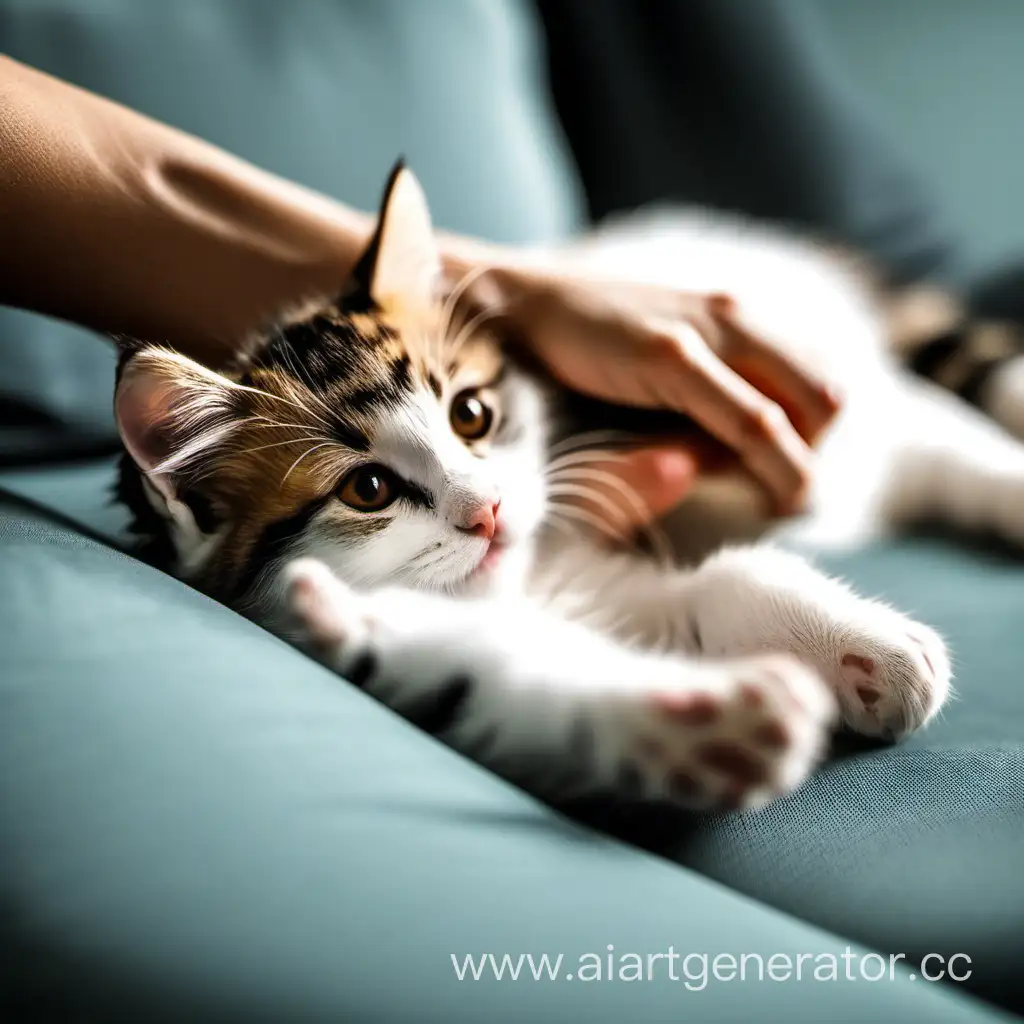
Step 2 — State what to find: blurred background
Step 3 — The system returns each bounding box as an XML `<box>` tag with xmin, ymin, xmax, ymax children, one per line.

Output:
<box><xmin>3</xmin><ymin>7</ymin><xmax>1024</xmax><ymax>1018</ymax></box>
<box><xmin>816</xmin><ymin>0</ymin><xmax>1024</xmax><ymax>279</ymax></box>
<box><xmin>2</xmin><ymin>0</ymin><xmax>1024</xmax><ymax>455</ymax></box>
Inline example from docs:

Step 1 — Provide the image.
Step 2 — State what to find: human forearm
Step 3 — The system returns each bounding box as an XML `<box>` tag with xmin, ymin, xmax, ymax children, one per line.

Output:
<box><xmin>0</xmin><ymin>56</ymin><xmax>834</xmax><ymax>516</ymax></box>
<box><xmin>0</xmin><ymin>57</ymin><xmax>384</xmax><ymax>364</ymax></box>
<box><xmin>0</xmin><ymin>57</ymin><xmax>573</xmax><ymax>370</ymax></box>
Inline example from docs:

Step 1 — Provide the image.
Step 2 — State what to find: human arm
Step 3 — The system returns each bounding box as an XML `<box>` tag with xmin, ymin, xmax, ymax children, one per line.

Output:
<box><xmin>0</xmin><ymin>55</ymin><xmax>834</xmax><ymax>515</ymax></box>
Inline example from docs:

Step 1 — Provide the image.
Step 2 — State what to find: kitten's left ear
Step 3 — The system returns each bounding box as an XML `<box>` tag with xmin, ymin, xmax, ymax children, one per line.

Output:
<box><xmin>343</xmin><ymin>159</ymin><xmax>442</xmax><ymax>311</ymax></box>
<box><xmin>114</xmin><ymin>347</ymin><xmax>246</xmax><ymax>504</ymax></box>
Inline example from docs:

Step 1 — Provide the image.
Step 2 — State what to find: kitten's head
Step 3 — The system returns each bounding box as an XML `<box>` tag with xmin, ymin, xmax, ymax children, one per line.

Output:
<box><xmin>115</xmin><ymin>162</ymin><xmax>548</xmax><ymax>614</ymax></box>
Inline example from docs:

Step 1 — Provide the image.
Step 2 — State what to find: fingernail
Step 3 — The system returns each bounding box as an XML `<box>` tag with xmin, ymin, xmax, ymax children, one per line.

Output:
<box><xmin>820</xmin><ymin>383</ymin><xmax>844</xmax><ymax>414</ymax></box>
<box><xmin>651</xmin><ymin>449</ymin><xmax>698</xmax><ymax>488</ymax></box>
<box><xmin>779</xmin><ymin>483</ymin><xmax>810</xmax><ymax>518</ymax></box>
<box><xmin>709</xmin><ymin>293</ymin><xmax>736</xmax><ymax>316</ymax></box>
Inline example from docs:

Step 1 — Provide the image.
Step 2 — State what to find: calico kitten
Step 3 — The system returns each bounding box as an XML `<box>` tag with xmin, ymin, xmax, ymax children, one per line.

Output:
<box><xmin>116</xmin><ymin>161</ymin><xmax>997</xmax><ymax>814</ymax></box>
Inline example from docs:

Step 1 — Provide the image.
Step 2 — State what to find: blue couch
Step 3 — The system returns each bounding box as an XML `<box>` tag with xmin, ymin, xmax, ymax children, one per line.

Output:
<box><xmin>1</xmin><ymin>3</ymin><xmax>1021</xmax><ymax>1020</ymax></box>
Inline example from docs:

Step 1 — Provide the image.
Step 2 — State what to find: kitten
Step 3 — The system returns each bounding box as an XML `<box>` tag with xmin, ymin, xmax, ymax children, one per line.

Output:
<box><xmin>119</xmin><ymin>159</ymin><xmax>1024</xmax><ymax>814</ymax></box>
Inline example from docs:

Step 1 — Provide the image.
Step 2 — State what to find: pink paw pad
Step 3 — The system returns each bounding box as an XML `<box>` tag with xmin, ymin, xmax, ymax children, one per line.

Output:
<box><xmin>841</xmin><ymin>653</ymin><xmax>875</xmax><ymax>676</ymax></box>
<box><xmin>652</xmin><ymin>691</ymin><xmax>721</xmax><ymax>726</ymax></box>
<box><xmin>667</xmin><ymin>768</ymin><xmax>705</xmax><ymax>801</ymax></box>
<box><xmin>752</xmin><ymin>720</ymin><xmax>790</xmax><ymax>749</ymax></box>
<box><xmin>738</xmin><ymin>683</ymin><xmax>765</xmax><ymax>709</ymax></box>
<box><xmin>839</xmin><ymin>652</ymin><xmax>883</xmax><ymax>708</ymax></box>
<box><xmin>696</xmin><ymin>741</ymin><xmax>766</xmax><ymax>785</ymax></box>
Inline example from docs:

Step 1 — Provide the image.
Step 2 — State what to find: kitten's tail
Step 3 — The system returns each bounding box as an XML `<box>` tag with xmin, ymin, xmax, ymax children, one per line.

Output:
<box><xmin>884</xmin><ymin>281</ymin><xmax>1024</xmax><ymax>438</ymax></box>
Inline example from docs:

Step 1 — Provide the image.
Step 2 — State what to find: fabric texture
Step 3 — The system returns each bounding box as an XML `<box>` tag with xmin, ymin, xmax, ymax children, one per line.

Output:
<box><xmin>569</xmin><ymin>535</ymin><xmax>1024</xmax><ymax>1011</ymax></box>
<box><xmin>2</xmin><ymin>0</ymin><xmax>1024</xmax><ymax>1019</ymax></box>
<box><xmin>0</xmin><ymin>464</ymin><xmax>1013</xmax><ymax>1023</ymax></box>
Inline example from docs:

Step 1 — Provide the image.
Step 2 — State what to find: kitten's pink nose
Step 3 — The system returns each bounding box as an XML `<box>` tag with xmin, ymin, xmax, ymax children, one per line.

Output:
<box><xmin>457</xmin><ymin>500</ymin><xmax>501</xmax><ymax>541</ymax></box>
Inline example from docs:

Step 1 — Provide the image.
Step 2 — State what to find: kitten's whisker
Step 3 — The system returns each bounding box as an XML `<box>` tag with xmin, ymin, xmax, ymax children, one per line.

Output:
<box><xmin>439</xmin><ymin>264</ymin><xmax>493</xmax><ymax>344</ymax></box>
<box><xmin>407</xmin><ymin>546</ymin><xmax>447</xmax><ymax>570</ymax></box>
<box><xmin>282</xmin><ymin>374</ymin><xmax>335</xmax><ymax>428</ymax></box>
<box><xmin>546</xmin><ymin>482</ymin><xmax>634</xmax><ymax>533</ymax></box>
<box><xmin>271</xmin><ymin>338</ymin><xmax>336</xmax><ymax>426</ymax></box>
<box><xmin>248</xmin><ymin>418</ymin><xmax>322</xmax><ymax>433</ymax></box>
<box><xmin>548</xmin><ymin>430</ymin><xmax>632</xmax><ymax>459</ymax></box>
<box><xmin>282</xmin><ymin>442</ymin><xmax>337</xmax><ymax>484</ymax></box>
<box><xmin>231</xmin><ymin>345</ymin><xmax>331</xmax><ymax>426</ymax></box>
<box><xmin>231</xmin><ymin>383</ymin><xmax>320</xmax><ymax>423</ymax></box>
<box><xmin>312</xmin><ymin>449</ymin><xmax>354</xmax><ymax>491</ymax></box>
<box><xmin>545</xmin><ymin>502</ymin><xmax>625</xmax><ymax>547</ymax></box>
<box><xmin>545</xmin><ymin>449</ymin><xmax>629</xmax><ymax>474</ymax></box>
<box><xmin>545</xmin><ymin>465</ymin><xmax>675</xmax><ymax>568</ymax></box>
<box><xmin>236</xmin><ymin>435</ymin><xmax>334</xmax><ymax>457</ymax></box>
<box><xmin>446</xmin><ymin>303</ymin><xmax>499</xmax><ymax>358</ymax></box>
<box><xmin>438</xmin><ymin>267</ymin><xmax>490</xmax><ymax>363</ymax></box>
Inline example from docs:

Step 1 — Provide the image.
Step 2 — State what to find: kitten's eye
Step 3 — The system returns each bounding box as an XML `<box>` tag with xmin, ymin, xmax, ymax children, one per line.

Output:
<box><xmin>337</xmin><ymin>464</ymin><xmax>398</xmax><ymax>512</ymax></box>
<box><xmin>450</xmin><ymin>390</ymin><xmax>493</xmax><ymax>441</ymax></box>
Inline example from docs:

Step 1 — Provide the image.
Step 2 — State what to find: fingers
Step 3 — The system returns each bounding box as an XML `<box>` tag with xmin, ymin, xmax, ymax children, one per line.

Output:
<box><xmin>709</xmin><ymin>294</ymin><xmax>842</xmax><ymax>445</ymax></box>
<box><xmin>653</xmin><ymin>322</ymin><xmax>815</xmax><ymax>515</ymax></box>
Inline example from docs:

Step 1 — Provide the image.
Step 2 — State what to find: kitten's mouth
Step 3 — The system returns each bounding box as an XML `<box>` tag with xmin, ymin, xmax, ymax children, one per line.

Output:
<box><xmin>471</xmin><ymin>540</ymin><xmax>507</xmax><ymax>578</ymax></box>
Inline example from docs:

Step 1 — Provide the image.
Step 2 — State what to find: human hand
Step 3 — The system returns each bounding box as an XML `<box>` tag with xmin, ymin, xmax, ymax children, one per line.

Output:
<box><xmin>482</xmin><ymin>269</ymin><xmax>841</xmax><ymax>525</ymax></box>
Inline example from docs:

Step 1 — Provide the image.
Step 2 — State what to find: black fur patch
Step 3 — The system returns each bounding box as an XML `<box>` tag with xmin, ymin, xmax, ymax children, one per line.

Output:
<box><xmin>266</xmin><ymin>321</ymin><xmax>364</xmax><ymax>390</ymax></box>
<box><xmin>414</xmin><ymin>674</ymin><xmax>473</xmax><ymax>734</ymax></box>
<box><xmin>257</xmin><ymin>322</ymin><xmax>407</xmax><ymax>443</ymax></box>
<box><xmin>347</xmin><ymin>387</ymin><xmax>383</xmax><ymax>414</ymax></box>
<box><xmin>231</xmin><ymin>497</ymin><xmax>330</xmax><ymax>601</ymax></box>
<box><xmin>330</xmin><ymin>422</ymin><xmax>373</xmax><ymax>453</ymax></box>
<box><xmin>338</xmin><ymin>158</ymin><xmax>407</xmax><ymax>313</ymax></box>
<box><xmin>389</xmin><ymin>355</ymin><xmax>412</xmax><ymax>390</ymax></box>
<box><xmin>112</xmin><ymin>452</ymin><xmax>176</xmax><ymax>570</ymax></box>
<box><xmin>345</xmin><ymin>652</ymin><xmax>379</xmax><ymax>688</ymax></box>
<box><xmin>908</xmin><ymin>322</ymin><xmax>1024</xmax><ymax>408</ymax></box>
<box><xmin>566</xmin><ymin>717</ymin><xmax>595</xmax><ymax>768</ymax></box>
<box><xmin>182</xmin><ymin>488</ymin><xmax>219</xmax><ymax>535</ymax></box>
<box><xmin>908</xmin><ymin>329</ymin><xmax>962</xmax><ymax>381</ymax></box>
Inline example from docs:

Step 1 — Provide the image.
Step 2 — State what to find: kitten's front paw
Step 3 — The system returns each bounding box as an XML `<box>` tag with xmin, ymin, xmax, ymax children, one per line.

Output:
<box><xmin>284</xmin><ymin>558</ymin><xmax>377</xmax><ymax>677</ymax></box>
<box><xmin>692</xmin><ymin>549</ymin><xmax>952</xmax><ymax>741</ymax></box>
<box><xmin>828</xmin><ymin>615</ymin><xmax>951</xmax><ymax>739</ymax></box>
<box><xmin>628</xmin><ymin>654</ymin><xmax>836</xmax><ymax>811</ymax></box>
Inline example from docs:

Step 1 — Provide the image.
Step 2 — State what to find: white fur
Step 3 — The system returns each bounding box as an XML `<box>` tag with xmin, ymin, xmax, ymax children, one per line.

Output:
<box><xmin>286</xmin><ymin>557</ymin><xmax>836</xmax><ymax>810</ymax></box>
<box><xmin>149</xmin><ymin>200</ymin><xmax>1024</xmax><ymax>812</ymax></box>
<box><xmin>287</xmin><ymin>206</ymin><xmax>1022</xmax><ymax>811</ymax></box>
<box><xmin>264</xmin><ymin>368</ymin><xmax>549</xmax><ymax>607</ymax></box>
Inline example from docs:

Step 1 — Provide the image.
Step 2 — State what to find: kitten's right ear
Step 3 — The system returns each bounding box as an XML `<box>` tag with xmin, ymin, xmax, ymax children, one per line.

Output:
<box><xmin>341</xmin><ymin>159</ymin><xmax>441</xmax><ymax>312</ymax></box>
<box><xmin>115</xmin><ymin>347</ymin><xmax>245</xmax><ymax>503</ymax></box>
